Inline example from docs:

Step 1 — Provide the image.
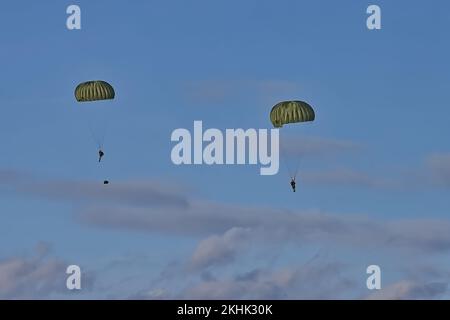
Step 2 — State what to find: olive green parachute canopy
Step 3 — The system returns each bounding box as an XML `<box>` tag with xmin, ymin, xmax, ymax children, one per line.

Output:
<box><xmin>75</xmin><ymin>81</ymin><xmax>115</xmax><ymax>102</ymax></box>
<box><xmin>270</xmin><ymin>100</ymin><xmax>315</xmax><ymax>128</ymax></box>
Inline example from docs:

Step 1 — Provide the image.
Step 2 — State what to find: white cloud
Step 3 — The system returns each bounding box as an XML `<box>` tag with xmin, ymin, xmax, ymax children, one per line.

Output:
<box><xmin>0</xmin><ymin>244</ymin><xmax>94</xmax><ymax>299</ymax></box>
<box><xmin>189</xmin><ymin>227</ymin><xmax>252</xmax><ymax>270</ymax></box>
<box><xmin>179</xmin><ymin>261</ymin><xmax>356</xmax><ymax>299</ymax></box>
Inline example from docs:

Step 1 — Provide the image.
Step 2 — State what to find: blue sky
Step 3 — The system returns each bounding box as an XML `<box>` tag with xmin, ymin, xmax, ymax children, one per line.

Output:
<box><xmin>1</xmin><ymin>0</ymin><xmax>450</xmax><ymax>299</ymax></box>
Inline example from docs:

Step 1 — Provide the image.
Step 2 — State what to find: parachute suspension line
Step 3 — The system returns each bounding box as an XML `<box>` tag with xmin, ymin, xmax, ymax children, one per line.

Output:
<box><xmin>279</xmin><ymin>138</ymin><xmax>294</xmax><ymax>180</ymax></box>
<box><xmin>100</xmin><ymin>117</ymin><xmax>111</xmax><ymax>150</ymax></box>
<box><xmin>279</xmin><ymin>133</ymin><xmax>302</xmax><ymax>180</ymax></box>
<box><xmin>75</xmin><ymin>80</ymin><xmax>115</xmax><ymax>150</ymax></box>
<box><xmin>88</xmin><ymin>121</ymin><xmax>100</xmax><ymax>149</ymax></box>
<box><xmin>88</xmin><ymin>120</ymin><xmax>104</xmax><ymax>150</ymax></box>
<box><xmin>292</xmin><ymin>157</ymin><xmax>301</xmax><ymax>180</ymax></box>
<box><xmin>291</xmin><ymin>148</ymin><xmax>302</xmax><ymax>180</ymax></box>
<box><xmin>86</xmin><ymin>111</ymin><xmax>112</xmax><ymax>151</ymax></box>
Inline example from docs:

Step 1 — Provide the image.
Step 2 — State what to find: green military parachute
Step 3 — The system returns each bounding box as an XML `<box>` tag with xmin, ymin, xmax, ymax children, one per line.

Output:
<box><xmin>270</xmin><ymin>100</ymin><xmax>316</xmax><ymax>191</ymax></box>
<box><xmin>270</xmin><ymin>101</ymin><xmax>315</xmax><ymax>128</ymax></box>
<box><xmin>74</xmin><ymin>80</ymin><xmax>116</xmax><ymax>184</ymax></box>
<box><xmin>75</xmin><ymin>80</ymin><xmax>115</xmax><ymax>102</ymax></box>
<box><xmin>74</xmin><ymin>80</ymin><xmax>116</xmax><ymax>168</ymax></box>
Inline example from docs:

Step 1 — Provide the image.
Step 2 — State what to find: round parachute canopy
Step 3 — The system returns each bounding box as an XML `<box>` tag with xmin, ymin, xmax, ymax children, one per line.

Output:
<box><xmin>75</xmin><ymin>81</ymin><xmax>115</xmax><ymax>102</ymax></box>
<box><xmin>270</xmin><ymin>101</ymin><xmax>315</xmax><ymax>128</ymax></box>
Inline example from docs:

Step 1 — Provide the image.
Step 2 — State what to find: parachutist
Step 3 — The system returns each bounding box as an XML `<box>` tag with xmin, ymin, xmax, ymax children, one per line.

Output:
<box><xmin>270</xmin><ymin>101</ymin><xmax>315</xmax><ymax>188</ymax></box>
<box><xmin>74</xmin><ymin>80</ymin><xmax>114</xmax><ymax>165</ymax></box>
<box><xmin>290</xmin><ymin>178</ymin><xmax>296</xmax><ymax>192</ymax></box>
<box><xmin>98</xmin><ymin>149</ymin><xmax>104</xmax><ymax>162</ymax></box>
<box><xmin>103</xmin><ymin>180</ymin><xmax>109</xmax><ymax>185</ymax></box>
